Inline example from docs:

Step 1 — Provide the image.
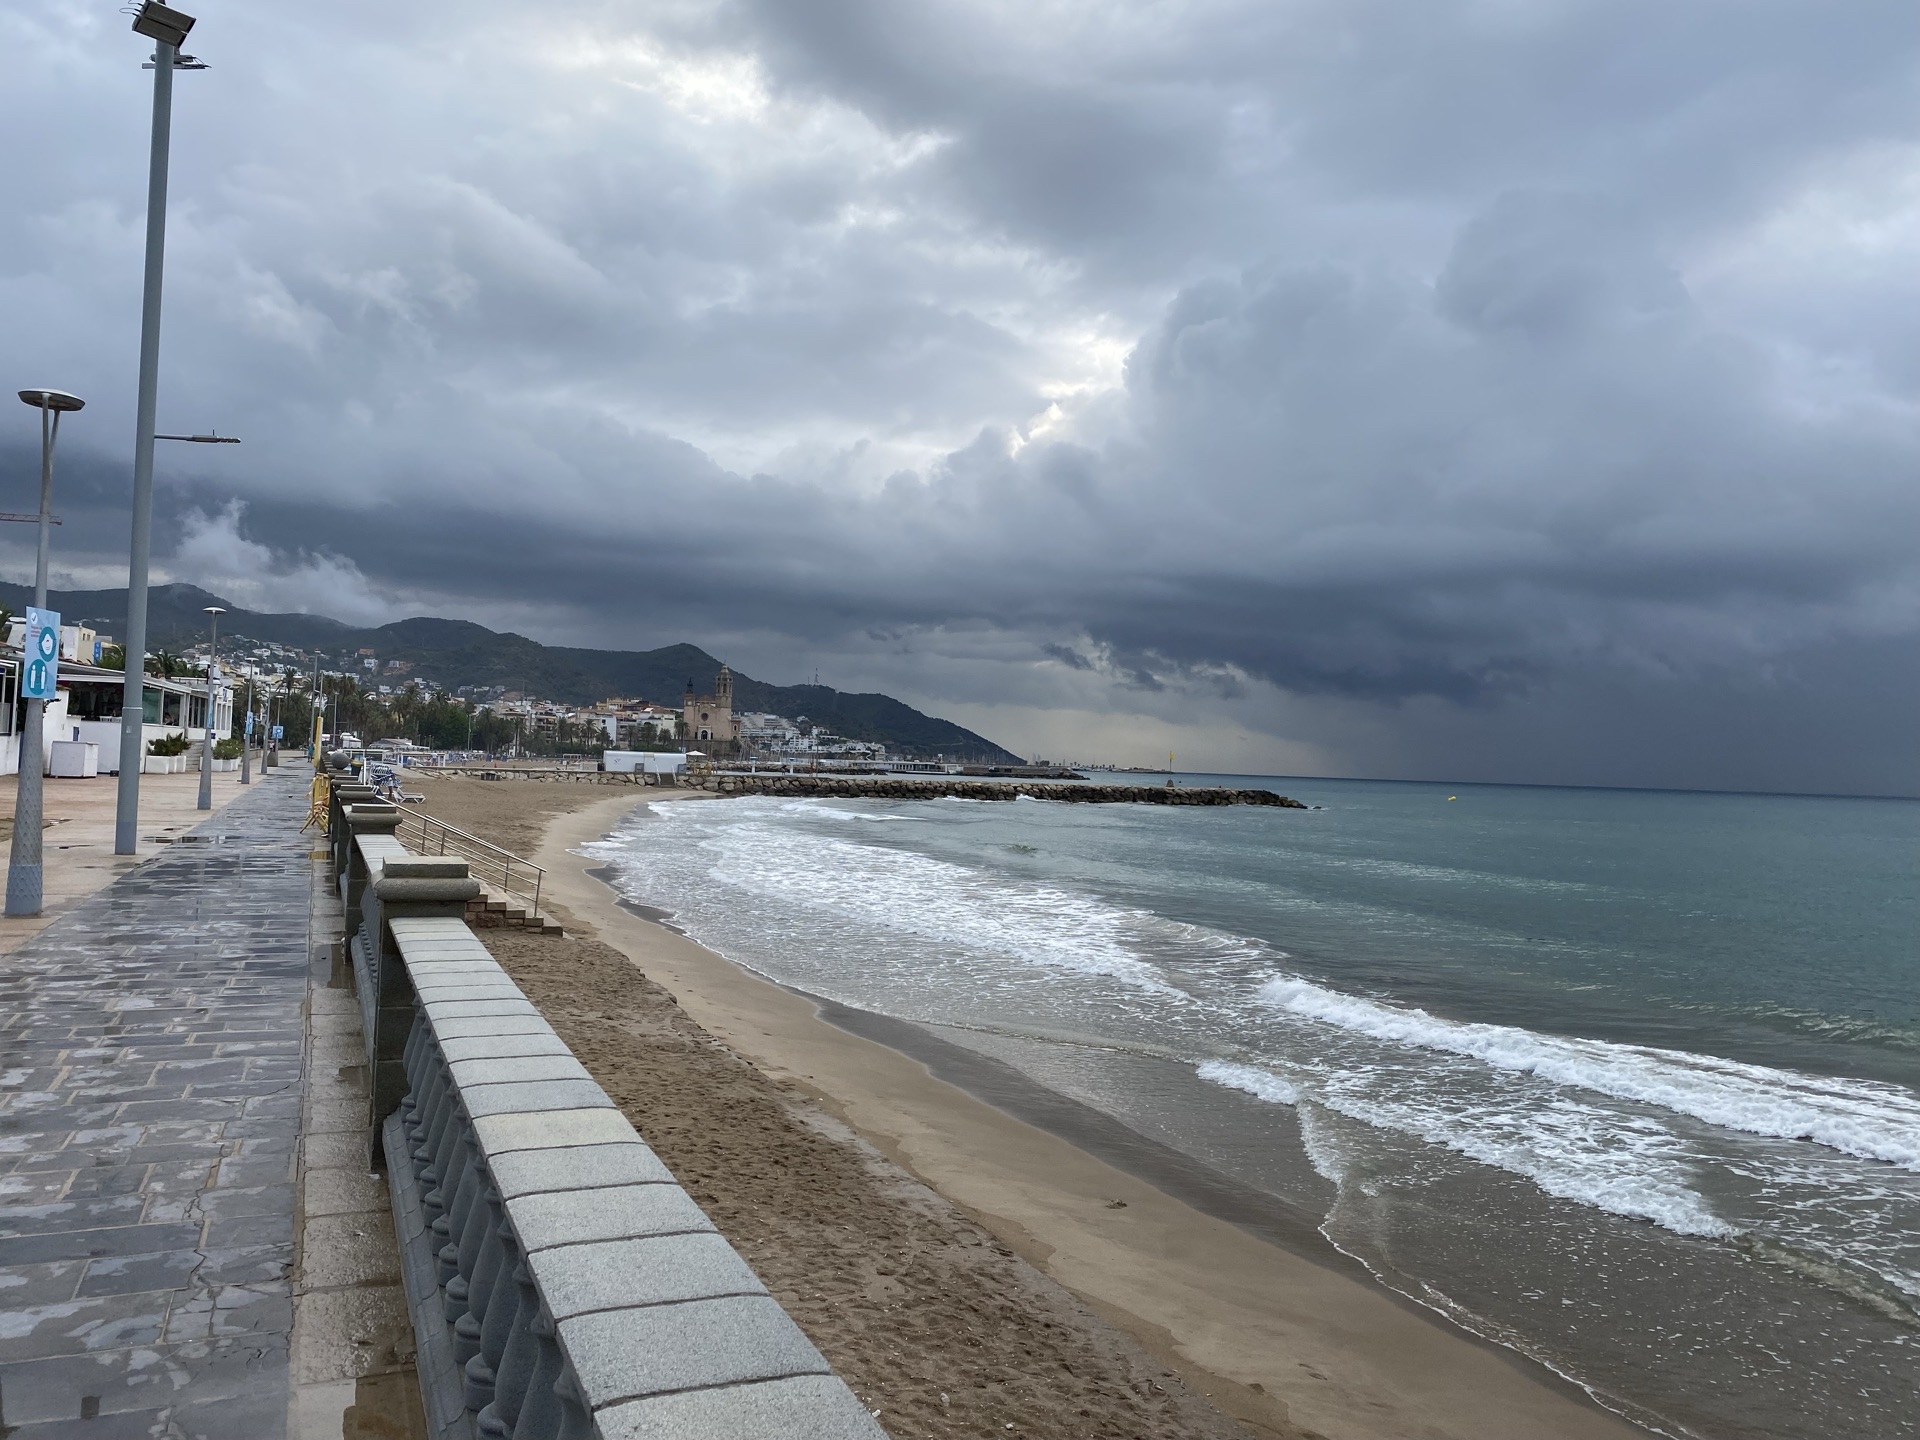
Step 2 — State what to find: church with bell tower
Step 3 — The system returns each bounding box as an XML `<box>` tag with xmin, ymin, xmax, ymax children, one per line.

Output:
<box><xmin>682</xmin><ymin>665</ymin><xmax>741</xmax><ymax>752</ymax></box>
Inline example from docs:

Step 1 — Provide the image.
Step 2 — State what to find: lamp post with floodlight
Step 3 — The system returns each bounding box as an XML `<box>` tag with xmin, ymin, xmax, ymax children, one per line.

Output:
<box><xmin>115</xmin><ymin>0</ymin><xmax>216</xmax><ymax>855</ymax></box>
<box><xmin>8</xmin><ymin>389</ymin><xmax>85</xmax><ymax>917</ymax></box>
<box><xmin>196</xmin><ymin>605</ymin><xmax>223</xmax><ymax>810</ymax></box>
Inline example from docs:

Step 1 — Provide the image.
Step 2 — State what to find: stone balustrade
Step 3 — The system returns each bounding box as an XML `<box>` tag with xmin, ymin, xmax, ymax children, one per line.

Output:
<box><xmin>332</xmin><ymin>814</ymin><xmax>888</xmax><ymax>1440</ymax></box>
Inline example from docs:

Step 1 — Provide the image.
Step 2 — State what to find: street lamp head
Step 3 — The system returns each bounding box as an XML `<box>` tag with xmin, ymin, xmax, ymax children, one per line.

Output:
<box><xmin>17</xmin><ymin>390</ymin><xmax>84</xmax><ymax>414</ymax></box>
<box><xmin>203</xmin><ymin>606</ymin><xmax>226</xmax><ymax>617</ymax></box>
<box><xmin>130</xmin><ymin>1</ymin><xmax>194</xmax><ymax>47</ymax></box>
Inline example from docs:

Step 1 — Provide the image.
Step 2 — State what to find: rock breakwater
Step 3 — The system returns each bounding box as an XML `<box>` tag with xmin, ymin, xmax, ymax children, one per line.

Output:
<box><xmin>706</xmin><ymin>775</ymin><xmax>1304</xmax><ymax>806</ymax></box>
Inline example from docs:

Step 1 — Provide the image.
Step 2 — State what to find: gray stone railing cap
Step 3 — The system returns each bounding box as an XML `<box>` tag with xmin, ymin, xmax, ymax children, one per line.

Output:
<box><xmin>489</xmin><ymin>1141</ymin><xmax>673</xmax><ymax>1198</ymax></box>
<box><xmin>592</xmin><ymin>1375</ymin><xmax>889</xmax><ymax>1440</ymax></box>
<box><xmin>429</xmin><ymin>1015</ymin><xmax>557</xmax><ymax>1043</ymax></box>
<box><xmin>390</xmin><ymin>913</ymin><xmax>469</xmax><ymax>930</ymax></box>
<box><xmin>556</xmin><ymin>1295</ymin><xmax>829</xmax><ymax>1408</ymax></box>
<box><xmin>374</xmin><ymin>874</ymin><xmax>483</xmax><ymax>903</ymax></box>
<box><xmin>393</xmin><ymin>933</ymin><xmax>487</xmax><ymax>951</ymax></box>
<box><xmin>413</xmin><ymin>978</ymin><xmax>511</xmax><ymax>997</ymax></box>
<box><xmin>438</xmin><ymin>1033</ymin><xmax>574</xmax><ymax>1066</ymax></box>
<box><xmin>413</xmin><ymin>976</ymin><xmax>520</xmax><ymax>996</ymax></box>
<box><xmin>423</xmin><ymin>1001</ymin><xmax>542</xmax><ymax>1023</ymax></box>
<box><xmin>472</xmin><ymin>1107</ymin><xmax>640</xmax><ymax>1155</ymax></box>
<box><xmin>524</xmin><ymin>1231</ymin><xmax>765</xmax><ymax>1320</ymax></box>
<box><xmin>447</xmin><ymin>1055</ymin><xmax>592</xmax><ymax>1087</ymax></box>
<box><xmin>462</xmin><ymin>1076</ymin><xmax>611</xmax><ymax>1116</ymax></box>
<box><xmin>381</xmin><ymin>857</ymin><xmax>471</xmax><ymax>880</ymax></box>
<box><xmin>504</xmin><ymin>1183</ymin><xmax>712</xmax><ymax>1251</ymax></box>
<box><xmin>413</xmin><ymin>981</ymin><xmax>527</xmax><ymax>1003</ymax></box>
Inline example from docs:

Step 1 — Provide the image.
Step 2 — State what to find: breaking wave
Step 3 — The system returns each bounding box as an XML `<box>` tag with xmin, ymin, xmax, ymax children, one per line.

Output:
<box><xmin>1255</xmin><ymin>977</ymin><xmax>1920</xmax><ymax>1170</ymax></box>
<box><xmin>1199</xmin><ymin>1059</ymin><xmax>1734</xmax><ymax>1236</ymax></box>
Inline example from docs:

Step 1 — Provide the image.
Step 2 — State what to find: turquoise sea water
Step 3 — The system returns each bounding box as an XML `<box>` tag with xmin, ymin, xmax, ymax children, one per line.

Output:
<box><xmin>587</xmin><ymin>777</ymin><xmax>1920</xmax><ymax>1440</ymax></box>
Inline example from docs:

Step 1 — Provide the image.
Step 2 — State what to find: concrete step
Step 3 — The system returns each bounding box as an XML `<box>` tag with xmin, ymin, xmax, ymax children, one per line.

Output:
<box><xmin>462</xmin><ymin>891</ymin><xmax>561</xmax><ymax>938</ymax></box>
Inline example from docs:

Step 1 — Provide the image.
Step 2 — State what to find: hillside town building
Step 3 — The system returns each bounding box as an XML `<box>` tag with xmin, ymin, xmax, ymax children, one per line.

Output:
<box><xmin>683</xmin><ymin>665</ymin><xmax>741</xmax><ymax>751</ymax></box>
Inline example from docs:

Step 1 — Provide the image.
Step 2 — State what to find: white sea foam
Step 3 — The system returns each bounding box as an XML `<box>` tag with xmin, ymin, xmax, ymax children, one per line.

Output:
<box><xmin>1257</xmin><ymin>976</ymin><xmax>1920</xmax><ymax>1169</ymax></box>
<box><xmin>1198</xmin><ymin>1059</ymin><xmax>1299</xmax><ymax>1105</ymax></box>
<box><xmin>694</xmin><ymin>815</ymin><xmax>1190</xmax><ymax>995</ymax></box>
<box><xmin>779</xmin><ymin>802</ymin><xmax>915</xmax><ymax>823</ymax></box>
<box><xmin>1199</xmin><ymin>1060</ymin><xmax>1735</xmax><ymax>1236</ymax></box>
<box><xmin>597</xmin><ymin>796</ymin><xmax>1911</xmax><ymax>1255</ymax></box>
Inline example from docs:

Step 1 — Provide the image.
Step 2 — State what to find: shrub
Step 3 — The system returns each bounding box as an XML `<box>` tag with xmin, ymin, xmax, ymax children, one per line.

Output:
<box><xmin>212</xmin><ymin>737</ymin><xmax>243</xmax><ymax>760</ymax></box>
<box><xmin>146</xmin><ymin>732</ymin><xmax>190</xmax><ymax>756</ymax></box>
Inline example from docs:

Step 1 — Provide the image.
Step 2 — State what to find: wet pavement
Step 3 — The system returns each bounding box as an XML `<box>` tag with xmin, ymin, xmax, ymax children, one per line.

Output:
<box><xmin>0</xmin><ymin>769</ymin><xmax>313</xmax><ymax>1438</ymax></box>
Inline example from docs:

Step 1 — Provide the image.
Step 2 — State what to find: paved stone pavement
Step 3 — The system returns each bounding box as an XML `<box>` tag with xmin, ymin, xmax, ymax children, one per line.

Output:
<box><xmin>0</xmin><ymin>769</ymin><xmax>314</xmax><ymax>1439</ymax></box>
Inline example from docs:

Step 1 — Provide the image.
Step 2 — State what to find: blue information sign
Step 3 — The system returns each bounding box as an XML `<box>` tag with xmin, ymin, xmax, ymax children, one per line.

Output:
<box><xmin>21</xmin><ymin>607</ymin><xmax>59</xmax><ymax>702</ymax></box>
<box><xmin>271</xmin><ymin>724</ymin><xmax>284</xmax><ymax>742</ymax></box>
<box><xmin>244</xmin><ymin>711</ymin><xmax>254</xmax><ymax>737</ymax></box>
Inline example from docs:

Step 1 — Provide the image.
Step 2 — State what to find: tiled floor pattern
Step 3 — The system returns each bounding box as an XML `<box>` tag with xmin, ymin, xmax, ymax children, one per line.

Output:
<box><xmin>0</xmin><ymin>770</ymin><xmax>313</xmax><ymax>1438</ymax></box>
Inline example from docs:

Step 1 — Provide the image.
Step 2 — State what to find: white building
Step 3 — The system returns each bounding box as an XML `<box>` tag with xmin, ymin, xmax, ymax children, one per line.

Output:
<box><xmin>0</xmin><ymin>651</ymin><xmax>235</xmax><ymax>776</ymax></box>
<box><xmin>602</xmin><ymin>750</ymin><xmax>687</xmax><ymax>776</ymax></box>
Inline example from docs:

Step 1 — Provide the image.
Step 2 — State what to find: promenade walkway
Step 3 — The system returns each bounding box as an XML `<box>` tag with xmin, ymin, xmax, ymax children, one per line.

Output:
<box><xmin>0</xmin><ymin>768</ymin><xmax>314</xmax><ymax>1437</ymax></box>
<box><xmin>0</xmin><ymin>766</ymin><xmax>261</xmax><ymax>961</ymax></box>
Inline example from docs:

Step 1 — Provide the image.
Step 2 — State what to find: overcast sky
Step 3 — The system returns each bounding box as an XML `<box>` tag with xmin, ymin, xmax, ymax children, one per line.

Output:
<box><xmin>5</xmin><ymin>0</ymin><xmax>1920</xmax><ymax>791</ymax></box>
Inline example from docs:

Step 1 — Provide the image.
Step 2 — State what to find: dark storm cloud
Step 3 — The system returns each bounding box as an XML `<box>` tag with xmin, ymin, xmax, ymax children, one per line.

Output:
<box><xmin>5</xmin><ymin>0</ymin><xmax>1920</xmax><ymax>790</ymax></box>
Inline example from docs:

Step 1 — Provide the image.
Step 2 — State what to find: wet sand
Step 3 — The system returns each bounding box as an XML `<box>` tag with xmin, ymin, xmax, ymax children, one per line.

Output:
<box><xmin>411</xmin><ymin>773</ymin><xmax>1644</xmax><ymax>1440</ymax></box>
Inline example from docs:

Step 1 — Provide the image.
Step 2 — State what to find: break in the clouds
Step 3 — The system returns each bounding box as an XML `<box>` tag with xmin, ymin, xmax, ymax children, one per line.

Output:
<box><xmin>5</xmin><ymin>0</ymin><xmax>1920</xmax><ymax>792</ymax></box>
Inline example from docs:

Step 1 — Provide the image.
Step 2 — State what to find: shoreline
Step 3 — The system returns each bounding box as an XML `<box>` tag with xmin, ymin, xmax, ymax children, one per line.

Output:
<box><xmin>532</xmin><ymin>789</ymin><xmax>1646</xmax><ymax>1440</ymax></box>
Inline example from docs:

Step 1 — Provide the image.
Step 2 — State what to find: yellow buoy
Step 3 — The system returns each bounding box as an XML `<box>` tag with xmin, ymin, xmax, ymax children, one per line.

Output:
<box><xmin>1448</xmin><ymin>795</ymin><xmax>1458</xmax><ymax>801</ymax></box>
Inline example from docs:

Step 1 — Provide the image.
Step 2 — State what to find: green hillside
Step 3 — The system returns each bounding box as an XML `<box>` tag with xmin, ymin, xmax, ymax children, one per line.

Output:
<box><xmin>0</xmin><ymin>582</ymin><xmax>1021</xmax><ymax>763</ymax></box>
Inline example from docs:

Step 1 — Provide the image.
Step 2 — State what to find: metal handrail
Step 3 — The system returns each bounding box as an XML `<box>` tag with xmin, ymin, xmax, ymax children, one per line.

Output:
<box><xmin>396</xmin><ymin>811</ymin><xmax>545</xmax><ymax>919</ymax></box>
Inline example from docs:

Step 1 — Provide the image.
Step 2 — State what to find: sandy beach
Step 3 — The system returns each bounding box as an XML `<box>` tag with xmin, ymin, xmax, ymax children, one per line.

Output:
<box><xmin>410</xmin><ymin>772</ymin><xmax>1644</xmax><ymax>1440</ymax></box>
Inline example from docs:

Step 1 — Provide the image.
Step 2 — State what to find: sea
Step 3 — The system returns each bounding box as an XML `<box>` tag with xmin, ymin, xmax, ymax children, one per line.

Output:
<box><xmin>581</xmin><ymin>776</ymin><xmax>1920</xmax><ymax>1440</ymax></box>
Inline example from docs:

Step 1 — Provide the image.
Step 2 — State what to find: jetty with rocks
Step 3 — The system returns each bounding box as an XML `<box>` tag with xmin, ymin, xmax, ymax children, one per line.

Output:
<box><xmin>705</xmin><ymin>774</ymin><xmax>1306</xmax><ymax>805</ymax></box>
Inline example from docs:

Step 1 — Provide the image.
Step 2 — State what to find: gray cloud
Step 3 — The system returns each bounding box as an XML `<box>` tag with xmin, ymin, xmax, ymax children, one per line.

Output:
<box><xmin>4</xmin><ymin>0</ymin><xmax>1920</xmax><ymax>791</ymax></box>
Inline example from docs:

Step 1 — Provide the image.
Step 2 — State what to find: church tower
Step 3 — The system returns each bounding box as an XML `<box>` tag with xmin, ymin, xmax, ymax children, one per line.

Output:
<box><xmin>681</xmin><ymin>667</ymin><xmax>740</xmax><ymax>751</ymax></box>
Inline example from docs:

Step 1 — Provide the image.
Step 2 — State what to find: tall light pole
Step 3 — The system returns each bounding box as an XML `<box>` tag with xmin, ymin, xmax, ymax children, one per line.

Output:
<box><xmin>115</xmin><ymin>1</ymin><xmax>207</xmax><ymax>855</ymax></box>
<box><xmin>8</xmin><ymin>389</ymin><xmax>85</xmax><ymax>918</ymax></box>
<box><xmin>239</xmin><ymin>671</ymin><xmax>254</xmax><ymax>785</ymax></box>
<box><xmin>196</xmin><ymin>605</ymin><xmax>223</xmax><ymax>810</ymax></box>
<box><xmin>308</xmin><ymin>653</ymin><xmax>322</xmax><ymax>760</ymax></box>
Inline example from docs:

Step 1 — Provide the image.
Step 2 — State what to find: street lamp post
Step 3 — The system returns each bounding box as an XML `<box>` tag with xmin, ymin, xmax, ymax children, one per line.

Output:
<box><xmin>8</xmin><ymin>389</ymin><xmax>85</xmax><ymax>918</ymax></box>
<box><xmin>308</xmin><ymin>654</ymin><xmax>321</xmax><ymax>761</ymax></box>
<box><xmin>239</xmin><ymin>672</ymin><xmax>253</xmax><ymax>785</ymax></box>
<box><xmin>196</xmin><ymin>605</ymin><xmax>223</xmax><ymax>810</ymax></box>
<box><xmin>115</xmin><ymin>1</ymin><xmax>207</xmax><ymax>855</ymax></box>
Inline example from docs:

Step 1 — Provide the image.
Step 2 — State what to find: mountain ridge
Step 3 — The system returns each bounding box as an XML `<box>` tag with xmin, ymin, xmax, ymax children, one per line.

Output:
<box><xmin>0</xmin><ymin>582</ymin><xmax>1022</xmax><ymax>763</ymax></box>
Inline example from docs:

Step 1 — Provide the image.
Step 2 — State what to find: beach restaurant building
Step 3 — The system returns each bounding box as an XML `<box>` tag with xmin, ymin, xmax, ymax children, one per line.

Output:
<box><xmin>0</xmin><ymin>650</ymin><xmax>235</xmax><ymax>776</ymax></box>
